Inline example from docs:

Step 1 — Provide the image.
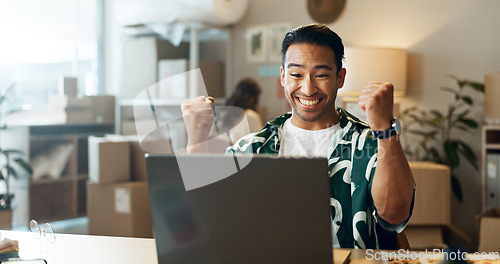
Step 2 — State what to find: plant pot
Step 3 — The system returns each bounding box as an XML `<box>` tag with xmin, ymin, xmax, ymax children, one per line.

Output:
<box><xmin>0</xmin><ymin>209</ymin><xmax>12</xmax><ymax>230</ymax></box>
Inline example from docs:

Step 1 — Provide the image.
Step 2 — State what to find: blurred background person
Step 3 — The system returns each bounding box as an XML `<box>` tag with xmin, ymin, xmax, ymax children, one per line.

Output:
<box><xmin>216</xmin><ymin>77</ymin><xmax>264</xmax><ymax>143</ymax></box>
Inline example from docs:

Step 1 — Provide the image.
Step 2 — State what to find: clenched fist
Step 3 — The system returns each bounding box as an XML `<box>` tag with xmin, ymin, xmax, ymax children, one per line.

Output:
<box><xmin>181</xmin><ymin>96</ymin><xmax>215</xmax><ymax>148</ymax></box>
<box><xmin>357</xmin><ymin>82</ymin><xmax>394</xmax><ymax>131</ymax></box>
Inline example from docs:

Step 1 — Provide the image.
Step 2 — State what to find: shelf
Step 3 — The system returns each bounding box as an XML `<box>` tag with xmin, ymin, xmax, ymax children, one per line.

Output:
<box><xmin>485</xmin><ymin>144</ymin><xmax>500</xmax><ymax>150</ymax></box>
<box><xmin>2</xmin><ymin>123</ymin><xmax>114</xmax><ymax>226</ymax></box>
<box><xmin>30</xmin><ymin>176</ymin><xmax>75</xmax><ymax>186</ymax></box>
<box><xmin>482</xmin><ymin>126</ymin><xmax>500</xmax><ymax>210</ymax></box>
<box><xmin>29</xmin><ymin>174</ymin><xmax>89</xmax><ymax>186</ymax></box>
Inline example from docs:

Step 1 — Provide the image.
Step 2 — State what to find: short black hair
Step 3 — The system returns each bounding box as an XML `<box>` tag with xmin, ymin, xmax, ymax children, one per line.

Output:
<box><xmin>281</xmin><ymin>24</ymin><xmax>344</xmax><ymax>74</ymax></box>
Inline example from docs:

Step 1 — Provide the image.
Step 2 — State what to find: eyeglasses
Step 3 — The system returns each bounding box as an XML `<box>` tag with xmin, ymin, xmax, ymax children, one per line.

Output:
<box><xmin>29</xmin><ymin>219</ymin><xmax>55</xmax><ymax>243</ymax></box>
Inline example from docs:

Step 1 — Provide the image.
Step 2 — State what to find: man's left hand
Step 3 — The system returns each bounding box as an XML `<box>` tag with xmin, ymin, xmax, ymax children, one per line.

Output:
<box><xmin>358</xmin><ymin>81</ymin><xmax>394</xmax><ymax>131</ymax></box>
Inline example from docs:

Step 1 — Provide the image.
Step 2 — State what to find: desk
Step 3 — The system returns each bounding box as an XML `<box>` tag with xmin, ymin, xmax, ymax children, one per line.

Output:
<box><xmin>0</xmin><ymin>231</ymin><xmax>357</xmax><ymax>264</ymax></box>
<box><xmin>11</xmin><ymin>231</ymin><xmax>496</xmax><ymax>264</ymax></box>
<box><xmin>1</xmin><ymin>231</ymin><xmax>157</xmax><ymax>264</ymax></box>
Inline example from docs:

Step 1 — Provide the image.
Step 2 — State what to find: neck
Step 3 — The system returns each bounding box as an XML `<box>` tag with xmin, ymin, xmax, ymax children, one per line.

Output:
<box><xmin>290</xmin><ymin>109</ymin><xmax>340</xmax><ymax>130</ymax></box>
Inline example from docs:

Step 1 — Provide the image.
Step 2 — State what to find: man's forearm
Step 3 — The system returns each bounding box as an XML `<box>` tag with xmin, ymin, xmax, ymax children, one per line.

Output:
<box><xmin>371</xmin><ymin>135</ymin><xmax>415</xmax><ymax>225</ymax></box>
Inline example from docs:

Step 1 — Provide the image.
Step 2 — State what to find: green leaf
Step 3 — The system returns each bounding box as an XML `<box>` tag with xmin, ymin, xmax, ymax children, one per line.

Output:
<box><xmin>455</xmin><ymin>125</ymin><xmax>470</xmax><ymax>132</ymax></box>
<box><xmin>429</xmin><ymin>110</ymin><xmax>444</xmax><ymax>124</ymax></box>
<box><xmin>14</xmin><ymin>158</ymin><xmax>33</xmax><ymax>174</ymax></box>
<box><xmin>448</xmin><ymin>74</ymin><xmax>485</xmax><ymax>93</ymax></box>
<box><xmin>429</xmin><ymin>147</ymin><xmax>443</xmax><ymax>164</ymax></box>
<box><xmin>402</xmin><ymin>105</ymin><xmax>419</xmax><ymax>116</ymax></box>
<box><xmin>444</xmin><ymin>140</ymin><xmax>459</xmax><ymax>168</ymax></box>
<box><xmin>403</xmin><ymin>149</ymin><xmax>413</xmax><ymax>157</ymax></box>
<box><xmin>6</xmin><ymin>167</ymin><xmax>17</xmax><ymax>179</ymax></box>
<box><xmin>408</xmin><ymin>114</ymin><xmax>424</xmax><ymax>125</ymax></box>
<box><xmin>407</xmin><ymin>129</ymin><xmax>429</xmax><ymax>137</ymax></box>
<box><xmin>430</xmin><ymin>110</ymin><xmax>444</xmax><ymax>119</ymax></box>
<box><xmin>419</xmin><ymin>142</ymin><xmax>428</xmax><ymax>151</ymax></box>
<box><xmin>422</xmin><ymin>119</ymin><xmax>441</xmax><ymax>128</ymax></box>
<box><xmin>464</xmin><ymin>80</ymin><xmax>485</xmax><ymax>93</ymax></box>
<box><xmin>455</xmin><ymin>109</ymin><xmax>470</xmax><ymax>119</ymax></box>
<box><xmin>461</xmin><ymin>96</ymin><xmax>473</xmax><ymax>106</ymax></box>
<box><xmin>456</xmin><ymin>141</ymin><xmax>478</xmax><ymax>170</ymax></box>
<box><xmin>1</xmin><ymin>149</ymin><xmax>25</xmax><ymax>155</ymax></box>
<box><xmin>458</xmin><ymin>118</ymin><xmax>478</xmax><ymax>128</ymax></box>
<box><xmin>451</xmin><ymin>174</ymin><xmax>463</xmax><ymax>202</ymax></box>
<box><xmin>424</xmin><ymin>131</ymin><xmax>439</xmax><ymax>142</ymax></box>
<box><xmin>441</xmin><ymin>87</ymin><xmax>459</xmax><ymax>99</ymax></box>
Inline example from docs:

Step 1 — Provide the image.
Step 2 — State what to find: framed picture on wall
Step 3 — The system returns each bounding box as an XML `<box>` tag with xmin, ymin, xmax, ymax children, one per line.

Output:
<box><xmin>246</xmin><ymin>26</ymin><xmax>266</xmax><ymax>63</ymax></box>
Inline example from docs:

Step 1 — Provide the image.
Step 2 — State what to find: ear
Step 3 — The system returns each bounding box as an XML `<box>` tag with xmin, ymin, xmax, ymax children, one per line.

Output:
<box><xmin>280</xmin><ymin>66</ymin><xmax>285</xmax><ymax>88</ymax></box>
<box><xmin>337</xmin><ymin>68</ymin><xmax>346</xmax><ymax>89</ymax></box>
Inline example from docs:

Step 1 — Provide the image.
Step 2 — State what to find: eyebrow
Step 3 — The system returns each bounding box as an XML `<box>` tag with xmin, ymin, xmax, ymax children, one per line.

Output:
<box><xmin>287</xmin><ymin>63</ymin><xmax>333</xmax><ymax>71</ymax></box>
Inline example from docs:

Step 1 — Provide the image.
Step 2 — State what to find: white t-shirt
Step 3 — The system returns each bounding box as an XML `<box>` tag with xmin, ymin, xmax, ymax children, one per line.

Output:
<box><xmin>278</xmin><ymin>118</ymin><xmax>342</xmax><ymax>247</ymax></box>
<box><xmin>278</xmin><ymin>119</ymin><xmax>340</xmax><ymax>159</ymax></box>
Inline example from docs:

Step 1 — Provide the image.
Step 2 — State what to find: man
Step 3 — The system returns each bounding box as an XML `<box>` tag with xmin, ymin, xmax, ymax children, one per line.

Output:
<box><xmin>181</xmin><ymin>24</ymin><xmax>414</xmax><ymax>249</ymax></box>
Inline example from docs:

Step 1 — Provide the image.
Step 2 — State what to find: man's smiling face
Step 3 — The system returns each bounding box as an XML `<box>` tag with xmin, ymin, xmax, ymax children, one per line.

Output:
<box><xmin>280</xmin><ymin>43</ymin><xmax>346</xmax><ymax>130</ymax></box>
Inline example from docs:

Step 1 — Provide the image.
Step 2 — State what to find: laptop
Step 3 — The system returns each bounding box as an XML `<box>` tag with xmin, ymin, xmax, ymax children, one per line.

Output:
<box><xmin>145</xmin><ymin>154</ymin><xmax>333</xmax><ymax>264</ymax></box>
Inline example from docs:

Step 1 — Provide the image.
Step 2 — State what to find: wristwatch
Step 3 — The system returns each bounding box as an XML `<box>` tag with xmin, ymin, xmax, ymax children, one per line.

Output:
<box><xmin>371</xmin><ymin>118</ymin><xmax>401</xmax><ymax>139</ymax></box>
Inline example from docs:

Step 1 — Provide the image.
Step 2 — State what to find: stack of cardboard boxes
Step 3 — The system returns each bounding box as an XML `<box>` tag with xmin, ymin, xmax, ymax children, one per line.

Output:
<box><xmin>49</xmin><ymin>77</ymin><xmax>115</xmax><ymax>124</ymax></box>
<box><xmin>87</xmin><ymin>135</ymin><xmax>153</xmax><ymax>238</ymax></box>
<box><xmin>49</xmin><ymin>95</ymin><xmax>115</xmax><ymax>124</ymax></box>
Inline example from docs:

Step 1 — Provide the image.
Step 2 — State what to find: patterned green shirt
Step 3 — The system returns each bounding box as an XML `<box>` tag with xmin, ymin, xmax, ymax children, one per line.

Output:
<box><xmin>226</xmin><ymin>108</ymin><xmax>410</xmax><ymax>249</ymax></box>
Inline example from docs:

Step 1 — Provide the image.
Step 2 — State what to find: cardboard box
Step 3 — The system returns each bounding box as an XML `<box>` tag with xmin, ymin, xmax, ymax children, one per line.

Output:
<box><xmin>87</xmin><ymin>181</ymin><xmax>153</xmax><ymax>238</ymax></box>
<box><xmin>64</xmin><ymin>110</ymin><xmax>93</xmax><ymax>124</ymax></box>
<box><xmin>88</xmin><ymin>136</ymin><xmax>130</xmax><ymax>184</ymax></box>
<box><xmin>405</xmin><ymin>226</ymin><xmax>446</xmax><ymax>250</ymax></box>
<box><xmin>405</xmin><ymin>162</ymin><xmax>451</xmax><ymax>250</ymax></box>
<box><xmin>49</xmin><ymin>96</ymin><xmax>93</xmax><ymax>124</ymax></box>
<box><xmin>89</xmin><ymin>95</ymin><xmax>115</xmax><ymax>123</ymax></box>
<box><xmin>49</xmin><ymin>95</ymin><xmax>115</xmax><ymax>124</ymax></box>
<box><xmin>408</xmin><ymin>162</ymin><xmax>451</xmax><ymax>226</ymax></box>
<box><xmin>50</xmin><ymin>95</ymin><xmax>92</xmax><ymax>111</ymax></box>
<box><xmin>477</xmin><ymin>207</ymin><xmax>500</xmax><ymax>252</ymax></box>
<box><xmin>130</xmin><ymin>140</ymin><xmax>148</xmax><ymax>181</ymax></box>
<box><xmin>103</xmin><ymin>134</ymin><xmax>173</xmax><ymax>181</ymax></box>
<box><xmin>58</xmin><ymin>76</ymin><xmax>78</xmax><ymax>97</ymax></box>
<box><xmin>100</xmin><ymin>134</ymin><xmax>148</xmax><ymax>181</ymax></box>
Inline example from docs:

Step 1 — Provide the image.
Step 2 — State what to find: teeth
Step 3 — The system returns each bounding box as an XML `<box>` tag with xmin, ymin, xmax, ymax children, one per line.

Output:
<box><xmin>299</xmin><ymin>98</ymin><xmax>319</xmax><ymax>106</ymax></box>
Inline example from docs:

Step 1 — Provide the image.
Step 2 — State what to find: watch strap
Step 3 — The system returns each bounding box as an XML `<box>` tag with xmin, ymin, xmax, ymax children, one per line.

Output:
<box><xmin>371</xmin><ymin>118</ymin><xmax>399</xmax><ymax>139</ymax></box>
<box><xmin>371</xmin><ymin>126</ymin><xmax>398</xmax><ymax>139</ymax></box>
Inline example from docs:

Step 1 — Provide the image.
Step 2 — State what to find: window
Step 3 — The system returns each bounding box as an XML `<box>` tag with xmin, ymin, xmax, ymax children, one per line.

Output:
<box><xmin>0</xmin><ymin>0</ymin><xmax>98</xmax><ymax>114</ymax></box>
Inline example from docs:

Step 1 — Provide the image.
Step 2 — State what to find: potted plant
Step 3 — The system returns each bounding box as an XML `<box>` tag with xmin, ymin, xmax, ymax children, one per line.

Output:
<box><xmin>0</xmin><ymin>84</ymin><xmax>33</xmax><ymax>229</ymax></box>
<box><xmin>400</xmin><ymin>75</ymin><xmax>484</xmax><ymax>201</ymax></box>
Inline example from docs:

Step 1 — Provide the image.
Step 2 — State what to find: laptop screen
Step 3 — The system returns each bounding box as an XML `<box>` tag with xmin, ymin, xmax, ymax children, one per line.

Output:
<box><xmin>146</xmin><ymin>154</ymin><xmax>333</xmax><ymax>264</ymax></box>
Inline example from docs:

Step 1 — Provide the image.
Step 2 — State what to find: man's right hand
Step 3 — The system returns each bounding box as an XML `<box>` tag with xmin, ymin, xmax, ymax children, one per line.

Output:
<box><xmin>181</xmin><ymin>96</ymin><xmax>215</xmax><ymax>153</ymax></box>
